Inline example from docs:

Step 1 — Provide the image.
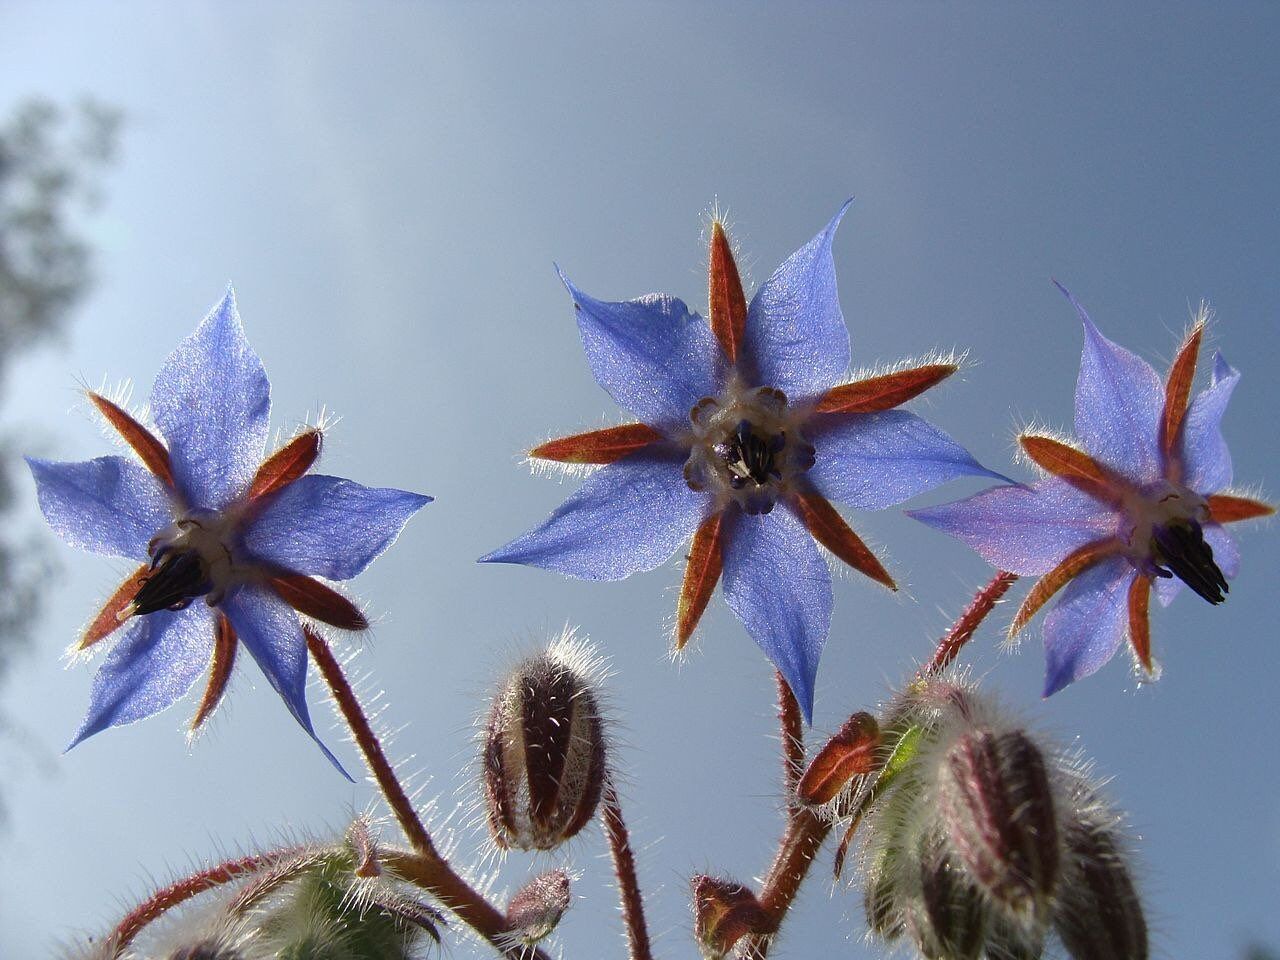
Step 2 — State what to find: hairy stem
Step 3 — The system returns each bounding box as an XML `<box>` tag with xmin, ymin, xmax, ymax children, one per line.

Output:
<box><xmin>776</xmin><ymin>671</ymin><xmax>805</xmax><ymax>799</ymax></box>
<box><xmin>738</xmin><ymin>809</ymin><xmax>832</xmax><ymax>958</ymax></box>
<box><xmin>602</xmin><ymin>777</ymin><xmax>655</xmax><ymax>960</ymax></box>
<box><xmin>109</xmin><ymin>851</ymin><xmax>291</xmax><ymax>955</ymax></box>
<box><xmin>307</xmin><ymin>629</ymin><xmax>544</xmax><ymax>960</ymax></box>
<box><xmin>919</xmin><ymin>571</ymin><xmax>1019</xmax><ymax>677</ymax></box>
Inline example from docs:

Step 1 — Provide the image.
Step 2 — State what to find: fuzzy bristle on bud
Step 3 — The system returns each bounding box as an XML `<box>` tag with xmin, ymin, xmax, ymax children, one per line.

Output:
<box><xmin>915</xmin><ymin>838</ymin><xmax>985</xmax><ymax>960</ymax></box>
<box><xmin>854</xmin><ymin>677</ymin><xmax>1145</xmax><ymax>960</ymax></box>
<box><xmin>506</xmin><ymin>869</ymin><xmax>572</xmax><ymax>944</ymax></box>
<box><xmin>939</xmin><ymin>729</ymin><xmax>1060</xmax><ymax>914</ymax></box>
<box><xmin>167</xmin><ymin>943</ymin><xmax>243</xmax><ymax>960</ymax></box>
<box><xmin>482</xmin><ymin>641</ymin><xmax>607</xmax><ymax>851</ymax></box>
<box><xmin>1053</xmin><ymin>811</ymin><xmax>1148</xmax><ymax>960</ymax></box>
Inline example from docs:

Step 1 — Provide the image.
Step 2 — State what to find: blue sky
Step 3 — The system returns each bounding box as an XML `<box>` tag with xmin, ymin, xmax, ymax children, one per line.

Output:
<box><xmin>2</xmin><ymin>3</ymin><xmax>1278</xmax><ymax>957</ymax></box>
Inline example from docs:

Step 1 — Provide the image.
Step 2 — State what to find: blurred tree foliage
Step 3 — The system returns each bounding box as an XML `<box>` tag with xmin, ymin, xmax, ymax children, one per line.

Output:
<box><xmin>0</xmin><ymin>98</ymin><xmax>121</xmax><ymax>770</ymax></box>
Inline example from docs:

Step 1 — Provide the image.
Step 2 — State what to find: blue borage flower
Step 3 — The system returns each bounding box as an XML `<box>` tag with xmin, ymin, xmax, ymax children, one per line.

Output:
<box><xmin>27</xmin><ymin>289</ymin><xmax>431</xmax><ymax>774</ymax></box>
<box><xmin>482</xmin><ymin>203</ymin><xmax>1004</xmax><ymax>720</ymax></box>
<box><xmin>911</xmin><ymin>284</ymin><xmax>1273</xmax><ymax>696</ymax></box>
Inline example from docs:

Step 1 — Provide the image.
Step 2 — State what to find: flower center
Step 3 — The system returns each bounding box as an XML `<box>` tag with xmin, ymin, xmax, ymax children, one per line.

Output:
<box><xmin>123</xmin><ymin>512</ymin><xmax>238</xmax><ymax>619</ymax></box>
<box><xmin>682</xmin><ymin>383</ymin><xmax>814</xmax><ymax>515</ymax></box>
<box><xmin>1123</xmin><ymin>481</ymin><xmax>1228</xmax><ymax>604</ymax></box>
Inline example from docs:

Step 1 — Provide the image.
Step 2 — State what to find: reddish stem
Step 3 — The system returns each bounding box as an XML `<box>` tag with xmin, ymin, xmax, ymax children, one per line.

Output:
<box><xmin>736</xmin><ymin>574</ymin><xmax>1019</xmax><ymax>957</ymax></box>
<box><xmin>738</xmin><ymin>809</ymin><xmax>832</xmax><ymax>958</ymax></box>
<box><xmin>109</xmin><ymin>851</ymin><xmax>289</xmax><ymax>955</ymax></box>
<box><xmin>306</xmin><ymin>629</ymin><xmax>546</xmax><ymax>960</ymax></box>
<box><xmin>776</xmin><ymin>671</ymin><xmax>805</xmax><ymax>799</ymax></box>
<box><xmin>305</xmin><ymin>627</ymin><xmax>437</xmax><ymax>857</ymax></box>
<box><xmin>920</xmin><ymin>571</ymin><xmax>1019</xmax><ymax>677</ymax></box>
<box><xmin>601</xmin><ymin>777</ymin><xmax>654</xmax><ymax>960</ymax></box>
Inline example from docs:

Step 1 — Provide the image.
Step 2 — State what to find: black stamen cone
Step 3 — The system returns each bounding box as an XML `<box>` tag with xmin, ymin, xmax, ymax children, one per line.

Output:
<box><xmin>1152</xmin><ymin>520</ymin><xmax>1229</xmax><ymax>605</ymax></box>
<box><xmin>132</xmin><ymin>549</ymin><xmax>212</xmax><ymax>615</ymax></box>
<box><xmin>715</xmin><ymin>419</ymin><xmax>778</xmax><ymax>488</ymax></box>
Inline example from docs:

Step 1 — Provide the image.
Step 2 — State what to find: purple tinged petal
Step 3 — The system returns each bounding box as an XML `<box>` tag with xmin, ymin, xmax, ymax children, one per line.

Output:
<box><xmin>480</xmin><ymin>452</ymin><xmax>709</xmax><ymax>581</ymax></box>
<box><xmin>559</xmin><ymin>269</ymin><xmax>722</xmax><ymax>428</ymax></box>
<box><xmin>720</xmin><ymin>503</ymin><xmax>831</xmax><ymax>723</ymax></box>
<box><xmin>67</xmin><ymin>605</ymin><xmax>212</xmax><ymax>749</ymax></box>
<box><xmin>241</xmin><ymin>475</ymin><xmax>432</xmax><ymax>581</ymax></box>
<box><xmin>27</xmin><ymin>456</ymin><xmax>174</xmax><ymax>561</ymax></box>
<box><xmin>1042</xmin><ymin>556</ymin><xmax>1135</xmax><ymax>696</ymax></box>
<box><xmin>1180</xmin><ymin>352</ymin><xmax>1240</xmax><ymax>493</ymax></box>
<box><xmin>1153</xmin><ymin>522</ymin><xmax>1240</xmax><ymax>607</ymax></box>
<box><xmin>1056</xmin><ymin>283</ymin><xmax>1164</xmax><ymax>483</ymax></box>
<box><xmin>743</xmin><ymin>201</ymin><xmax>852</xmax><ymax>399</ymax></box>
<box><xmin>220</xmin><ymin>583</ymin><xmax>351</xmax><ymax>779</ymax></box>
<box><xmin>908</xmin><ymin>479</ymin><xmax>1120</xmax><ymax>575</ymax></box>
<box><xmin>806</xmin><ymin>410</ymin><xmax>1009</xmax><ymax>511</ymax></box>
<box><xmin>151</xmin><ymin>288</ymin><xmax>271</xmax><ymax>510</ymax></box>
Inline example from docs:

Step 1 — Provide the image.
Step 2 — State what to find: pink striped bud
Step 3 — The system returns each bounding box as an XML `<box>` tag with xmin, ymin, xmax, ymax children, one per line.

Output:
<box><xmin>482</xmin><ymin>643</ymin><xmax>607</xmax><ymax>850</ymax></box>
<box><xmin>690</xmin><ymin>875</ymin><xmax>767</xmax><ymax>959</ymax></box>
<box><xmin>939</xmin><ymin>729</ymin><xmax>1060</xmax><ymax>914</ymax></box>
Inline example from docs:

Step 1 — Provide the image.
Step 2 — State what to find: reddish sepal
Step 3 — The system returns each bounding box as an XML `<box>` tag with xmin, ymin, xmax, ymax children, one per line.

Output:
<box><xmin>531</xmin><ymin>423</ymin><xmax>664</xmax><ymax>464</ymax></box>
<box><xmin>796</xmin><ymin>711</ymin><xmax>881</xmax><ymax>805</ymax></box>
<box><xmin>269</xmin><ymin>573</ymin><xmax>368</xmax><ymax>630</ymax></box>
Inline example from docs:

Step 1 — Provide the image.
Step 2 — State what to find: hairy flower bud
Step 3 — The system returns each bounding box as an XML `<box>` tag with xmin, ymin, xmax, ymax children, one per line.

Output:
<box><xmin>854</xmin><ymin>676</ymin><xmax>1145</xmax><ymax>960</ymax></box>
<box><xmin>690</xmin><ymin>875</ymin><xmax>768</xmax><ymax>959</ymax></box>
<box><xmin>1054</xmin><ymin>813</ymin><xmax>1147</xmax><ymax>960</ymax></box>
<box><xmin>506</xmin><ymin>869</ymin><xmax>572</xmax><ymax>944</ymax></box>
<box><xmin>168</xmin><ymin>944</ymin><xmax>243</xmax><ymax>960</ymax></box>
<box><xmin>915</xmin><ymin>839</ymin><xmax>985</xmax><ymax>960</ymax></box>
<box><xmin>482</xmin><ymin>638</ymin><xmax>607</xmax><ymax>850</ymax></box>
<box><xmin>939</xmin><ymin>729</ymin><xmax>1059</xmax><ymax>914</ymax></box>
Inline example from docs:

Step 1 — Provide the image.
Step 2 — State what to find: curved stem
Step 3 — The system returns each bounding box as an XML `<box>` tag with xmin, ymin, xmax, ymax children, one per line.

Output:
<box><xmin>109</xmin><ymin>851</ymin><xmax>292</xmax><ymax>955</ymax></box>
<box><xmin>306</xmin><ymin>629</ymin><xmax>545</xmax><ymax>960</ymax></box>
<box><xmin>737</xmin><ymin>809</ymin><xmax>832</xmax><ymax>959</ymax></box>
<box><xmin>775</xmin><ymin>671</ymin><xmax>804</xmax><ymax>798</ymax></box>
<box><xmin>601</xmin><ymin>777</ymin><xmax>655</xmax><ymax>960</ymax></box>
<box><xmin>919</xmin><ymin>571</ymin><xmax>1019</xmax><ymax>677</ymax></box>
<box><xmin>305</xmin><ymin>627</ymin><xmax>438</xmax><ymax>857</ymax></box>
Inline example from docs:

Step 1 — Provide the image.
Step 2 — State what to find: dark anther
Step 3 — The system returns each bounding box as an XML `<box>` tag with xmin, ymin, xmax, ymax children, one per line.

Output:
<box><xmin>715</xmin><ymin>420</ymin><xmax>784</xmax><ymax>489</ymax></box>
<box><xmin>1151</xmin><ymin>519</ymin><xmax>1229</xmax><ymax>605</ymax></box>
<box><xmin>131</xmin><ymin>548</ymin><xmax>213</xmax><ymax>615</ymax></box>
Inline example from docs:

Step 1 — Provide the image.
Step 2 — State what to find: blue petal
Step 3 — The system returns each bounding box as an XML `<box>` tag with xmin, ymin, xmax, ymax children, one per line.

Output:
<box><xmin>27</xmin><ymin>456</ymin><xmax>174</xmax><ymax>560</ymax></box>
<box><xmin>480</xmin><ymin>451</ymin><xmax>708</xmax><ymax>581</ymax></box>
<box><xmin>807</xmin><ymin>410</ymin><xmax>1009</xmax><ymax>510</ymax></box>
<box><xmin>1153</xmin><ymin>522</ymin><xmax>1240</xmax><ymax>607</ymax></box>
<box><xmin>908</xmin><ymin>479</ymin><xmax>1119</xmax><ymax>576</ymax></box>
<box><xmin>151</xmin><ymin>288</ymin><xmax>271</xmax><ymax>510</ymax></box>
<box><xmin>1057</xmin><ymin>283</ymin><xmax>1164</xmax><ymax>483</ymax></box>
<box><xmin>1042</xmin><ymin>556</ymin><xmax>1135</xmax><ymax>696</ymax></box>
<box><xmin>68</xmin><ymin>605</ymin><xmax>212</xmax><ymax>749</ymax></box>
<box><xmin>1180</xmin><ymin>352</ymin><xmax>1240</xmax><ymax>493</ymax></box>
<box><xmin>241</xmin><ymin>475</ymin><xmax>432</xmax><ymax>581</ymax></box>
<box><xmin>560</xmin><ymin>269</ymin><xmax>722</xmax><ymax>428</ymax></box>
<box><xmin>221</xmin><ymin>583</ymin><xmax>351</xmax><ymax>779</ymax></box>
<box><xmin>721</xmin><ymin>504</ymin><xmax>831</xmax><ymax>723</ymax></box>
<box><xmin>742</xmin><ymin>201</ymin><xmax>853</xmax><ymax>399</ymax></box>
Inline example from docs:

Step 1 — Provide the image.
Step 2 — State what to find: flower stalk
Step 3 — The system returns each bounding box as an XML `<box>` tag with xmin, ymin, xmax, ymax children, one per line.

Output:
<box><xmin>602</xmin><ymin>777</ymin><xmax>655</xmax><ymax>960</ymax></box>
<box><xmin>306</xmin><ymin>628</ymin><xmax>547</xmax><ymax>960</ymax></box>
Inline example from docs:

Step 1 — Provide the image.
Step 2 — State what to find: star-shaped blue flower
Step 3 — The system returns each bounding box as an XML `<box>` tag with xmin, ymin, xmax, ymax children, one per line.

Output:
<box><xmin>482</xmin><ymin>203</ymin><xmax>1003</xmax><ymax>720</ymax></box>
<box><xmin>911</xmin><ymin>284</ymin><xmax>1272</xmax><ymax>695</ymax></box>
<box><xmin>28</xmin><ymin>289</ymin><xmax>431</xmax><ymax>774</ymax></box>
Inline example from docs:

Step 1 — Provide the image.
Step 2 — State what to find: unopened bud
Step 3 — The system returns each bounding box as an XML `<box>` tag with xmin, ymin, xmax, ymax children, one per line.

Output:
<box><xmin>168</xmin><ymin>944</ymin><xmax>242</xmax><ymax>960</ymax></box>
<box><xmin>690</xmin><ymin>875</ymin><xmax>768</xmax><ymax>959</ymax></box>
<box><xmin>482</xmin><ymin>644</ymin><xmax>607</xmax><ymax>850</ymax></box>
<box><xmin>506</xmin><ymin>869</ymin><xmax>572</xmax><ymax>944</ymax></box>
<box><xmin>1054</xmin><ymin>816</ymin><xmax>1147</xmax><ymax>960</ymax></box>
<box><xmin>939</xmin><ymin>729</ymin><xmax>1059</xmax><ymax>913</ymax></box>
<box><xmin>916</xmin><ymin>840</ymin><xmax>985</xmax><ymax>960</ymax></box>
<box><xmin>862</xmin><ymin>867</ymin><xmax>905</xmax><ymax>941</ymax></box>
